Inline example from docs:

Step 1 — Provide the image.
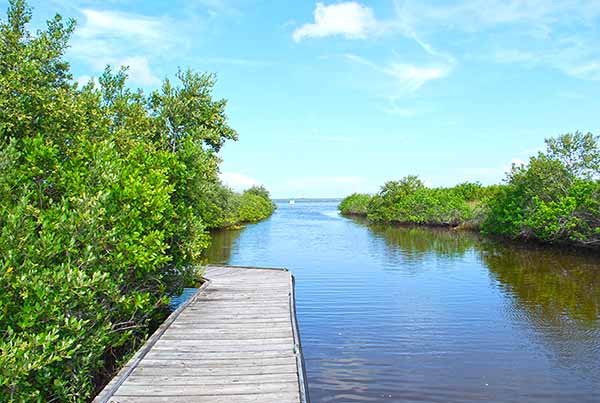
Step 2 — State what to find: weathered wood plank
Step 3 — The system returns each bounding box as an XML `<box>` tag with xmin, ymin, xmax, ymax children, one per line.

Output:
<box><xmin>150</xmin><ymin>345</ymin><xmax>293</xmax><ymax>353</ymax></box>
<box><xmin>143</xmin><ymin>351</ymin><xmax>295</xmax><ymax>361</ymax></box>
<box><xmin>124</xmin><ymin>373</ymin><xmax>299</xmax><ymax>385</ymax></box>
<box><xmin>94</xmin><ymin>265</ymin><xmax>309</xmax><ymax>403</ymax></box>
<box><xmin>108</xmin><ymin>391</ymin><xmax>300</xmax><ymax>403</ymax></box>
<box><xmin>168</xmin><ymin>322</ymin><xmax>291</xmax><ymax>330</ymax></box>
<box><xmin>115</xmin><ymin>382</ymin><xmax>299</xmax><ymax>396</ymax></box>
<box><xmin>136</xmin><ymin>357</ymin><xmax>297</xmax><ymax>369</ymax></box>
<box><xmin>154</xmin><ymin>337</ymin><xmax>293</xmax><ymax>346</ymax></box>
<box><xmin>160</xmin><ymin>333</ymin><xmax>292</xmax><ymax>341</ymax></box>
<box><xmin>130</xmin><ymin>366</ymin><xmax>298</xmax><ymax>377</ymax></box>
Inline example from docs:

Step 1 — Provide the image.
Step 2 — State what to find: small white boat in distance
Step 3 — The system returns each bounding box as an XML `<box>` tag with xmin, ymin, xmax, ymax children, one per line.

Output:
<box><xmin>289</xmin><ymin>199</ymin><xmax>296</xmax><ymax>205</ymax></box>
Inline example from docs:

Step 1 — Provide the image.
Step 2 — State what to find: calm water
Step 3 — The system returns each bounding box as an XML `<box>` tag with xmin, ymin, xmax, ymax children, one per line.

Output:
<box><xmin>204</xmin><ymin>200</ymin><xmax>600</xmax><ymax>403</ymax></box>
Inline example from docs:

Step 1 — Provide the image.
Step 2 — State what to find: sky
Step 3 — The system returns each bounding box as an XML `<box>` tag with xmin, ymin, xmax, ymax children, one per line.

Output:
<box><xmin>7</xmin><ymin>0</ymin><xmax>600</xmax><ymax>198</ymax></box>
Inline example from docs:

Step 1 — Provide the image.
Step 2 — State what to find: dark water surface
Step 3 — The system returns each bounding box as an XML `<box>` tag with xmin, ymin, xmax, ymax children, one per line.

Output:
<box><xmin>204</xmin><ymin>200</ymin><xmax>600</xmax><ymax>403</ymax></box>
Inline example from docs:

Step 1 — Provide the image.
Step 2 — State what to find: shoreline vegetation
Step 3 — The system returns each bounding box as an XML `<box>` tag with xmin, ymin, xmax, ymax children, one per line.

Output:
<box><xmin>0</xmin><ymin>1</ymin><xmax>274</xmax><ymax>401</ymax></box>
<box><xmin>339</xmin><ymin>132</ymin><xmax>600</xmax><ymax>250</ymax></box>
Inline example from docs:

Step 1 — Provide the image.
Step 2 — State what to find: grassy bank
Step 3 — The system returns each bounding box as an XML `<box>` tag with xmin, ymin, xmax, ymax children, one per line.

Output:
<box><xmin>0</xmin><ymin>2</ymin><xmax>274</xmax><ymax>401</ymax></box>
<box><xmin>340</xmin><ymin>132</ymin><xmax>600</xmax><ymax>249</ymax></box>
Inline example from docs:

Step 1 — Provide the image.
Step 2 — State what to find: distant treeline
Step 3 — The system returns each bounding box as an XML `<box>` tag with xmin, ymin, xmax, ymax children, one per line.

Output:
<box><xmin>340</xmin><ymin>132</ymin><xmax>600</xmax><ymax>249</ymax></box>
<box><xmin>0</xmin><ymin>1</ymin><xmax>273</xmax><ymax>401</ymax></box>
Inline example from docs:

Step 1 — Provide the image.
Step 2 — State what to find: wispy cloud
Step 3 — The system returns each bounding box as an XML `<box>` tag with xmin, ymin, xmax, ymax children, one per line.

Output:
<box><xmin>345</xmin><ymin>53</ymin><xmax>451</xmax><ymax>92</ymax></box>
<box><xmin>394</xmin><ymin>0</ymin><xmax>600</xmax><ymax>81</ymax></box>
<box><xmin>69</xmin><ymin>8</ymin><xmax>179</xmax><ymax>86</ymax></box>
<box><xmin>77</xmin><ymin>9</ymin><xmax>167</xmax><ymax>44</ymax></box>
<box><xmin>293</xmin><ymin>2</ymin><xmax>379</xmax><ymax>42</ymax></box>
<box><xmin>491</xmin><ymin>45</ymin><xmax>600</xmax><ymax>82</ymax></box>
<box><xmin>564</xmin><ymin>62</ymin><xmax>600</xmax><ymax>81</ymax></box>
<box><xmin>118</xmin><ymin>57</ymin><xmax>161</xmax><ymax>86</ymax></box>
<box><xmin>382</xmin><ymin>98</ymin><xmax>419</xmax><ymax>117</ymax></box>
<box><xmin>392</xmin><ymin>0</ymin><xmax>600</xmax><ymax>33</ymax></box>
<box><xmin>191</xmin><ymin>0</ymin><xmax>241</xmax><ymax>16</ymax></box>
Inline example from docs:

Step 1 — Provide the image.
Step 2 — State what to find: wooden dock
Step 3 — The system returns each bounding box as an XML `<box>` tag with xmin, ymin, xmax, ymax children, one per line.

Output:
<box><xmin>94</xmin><ymin>265</ymin><xmax>309</xmax><ymax>403</ymax></box>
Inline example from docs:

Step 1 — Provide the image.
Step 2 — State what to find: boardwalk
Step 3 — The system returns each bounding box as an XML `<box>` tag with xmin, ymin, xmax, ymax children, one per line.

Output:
<box><xmin>94</xmin><ymin>265</ymin><xmax>309</xmax><ymax>403</ymax></box>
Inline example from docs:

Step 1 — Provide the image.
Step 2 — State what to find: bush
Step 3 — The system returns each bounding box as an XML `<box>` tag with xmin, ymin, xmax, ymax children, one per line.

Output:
<box><xmin>237</xmin><ymin>188</ymin><xmax>276</xmax><ymax>223</ymax></box>
<box><xmin>483</xmin><ymin>132</ymin><xmax>600</xmax><ymax>247</ymax></box>
<box><xmin>0</xmin><ymin>136</ymin><xmax>180</xmax><ymax>401</ymax></box>
<box><xmin>0</xmin><ymin>2</ymin><xmax>274</xmax><ymax>401</ymax></box>
<box><xmin>196</xmin><ymin>185</ymin><xmax>275</xmax><ymax>229</ymax></box>
<box><xmin>364</xmin><ymin>177</ymin><xmax>477</xmax><ymax>226</ymax></box>
<box><xmin>338</xmin><ymin>193</ymin><xmax>371</xmax><ymax>216</ymax></box>
<box><xmin>341</xmin><ymin>131</ymin><xmax>600</xmax><ymax>248</ymax></box>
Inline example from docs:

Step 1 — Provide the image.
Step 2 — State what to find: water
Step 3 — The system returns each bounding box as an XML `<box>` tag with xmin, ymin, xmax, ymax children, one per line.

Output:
<box><xmin>204</xmin><ymin>200</ymin><xmax>600</xmax><ymax>403</ymax></box>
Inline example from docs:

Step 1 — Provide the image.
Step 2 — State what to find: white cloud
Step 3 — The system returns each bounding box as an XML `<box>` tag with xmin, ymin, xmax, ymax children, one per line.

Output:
<box><xmin>293</xmin><ymin>2</ymin><xmax>456</xmax><ymax>97</ymax></box>
<box><xmin>118</xmin><ymin>57</ymin><xmax>161</xmax><ymax>86</ymax></box>
<box><xmin>346</xmin><ymin>53</ymin><xmax>451</xmax><ymax>92</ymax></box>
<box><xmin>394</xmin><ymin>0</ymin><xmax>600</xmax><ymax>81</ymax></box>
<box><xmin>293</xmin><ymin>2</ymin><xmax>378</xmax><ymax>42</ymax></box>
<box><xmin>392</xmin><ymin>0</ymin><xmax>600</xmax><ymax>33</ymax></box>
<box><xmin>78</xmin><ymin>9</ymin><xmax>167</xmax><ymax>44</ymax></box>
<box><xmin>566</xmin><ymin>62</ymin><xmax>600</xmax><ymax>81</ymax></box>
<box><xmin>69</xmin><ymin>8</ymin><xmax>176</xmax><ymax>86</ymax></box>
<box><xmin>220</xmin><ymin>172</ymin><xmax>260</xmax><ymax>192</ymax></box>
<box><xmin>385</xmin><ymin>63</ymin><xmax>450</xmax><ymax>91</ymax></box>
<box><xmin>491</xmin><ymin>47</ymin><xmax>600</xmax><ymax>82</ymax></box>
<box><xmin>190</xmin><ymin>0</ymin><xmax>241</xmax><ymax>17</ymax></box>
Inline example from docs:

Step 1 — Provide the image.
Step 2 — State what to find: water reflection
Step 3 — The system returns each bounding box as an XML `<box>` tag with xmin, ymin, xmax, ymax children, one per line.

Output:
<box><xmin>365</xmin><ymin>221</ymin><xmax>480</xmax><ymax>264</ymax></box>
<box><xmin>206</xmin><ymin>201</ymin><xmax>600</xmax><ymax>403</ymax></box>
<box><xmin>202</xmin><ymin>228</ymin><xmax>242</xmax><ymax>264</ymax></box>
<box><xmin>480</xmin><ymin>241</ymin><xmax>600</xmax><ymax>323</ymax></box>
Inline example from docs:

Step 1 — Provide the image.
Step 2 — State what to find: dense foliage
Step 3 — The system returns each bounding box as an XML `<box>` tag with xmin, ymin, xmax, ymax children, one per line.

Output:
<box><xmin>339</xmin><ymin>132</ymin><xmax>600</xmax><ymax>248</ymax></box>
<box><xmin>483</xmin><ymin>132</ymin><xmax>600</xmax><ymax>246</ymax></box>
<box><xmin>339</xmin><ymin>176</ymin><xmax>486</xmax><ymax>227</ymax></box>
<box><xmin>338</xmin><ymin>193</ymin><xmax>371</xmax><ymax>215</ymax></box>
<box><xmin>0</xmin><ymin>2</ymin><xmax>273</xmax><ymax>401</ymax></box>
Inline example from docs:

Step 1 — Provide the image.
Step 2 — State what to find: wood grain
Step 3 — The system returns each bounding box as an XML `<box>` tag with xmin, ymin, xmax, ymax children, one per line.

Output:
<box><xmin>93</xmin><ymin>265</ymin><xmax>309</xmax><ymax>403</ymax></box>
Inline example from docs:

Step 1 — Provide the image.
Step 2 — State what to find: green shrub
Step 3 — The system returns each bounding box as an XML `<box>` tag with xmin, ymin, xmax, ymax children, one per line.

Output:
<box><xmin>364</xmin><ymin>177</ymin><xmax>475</xmax><ymax>226</ymax></box>
<box><xmin>338</xmin><ymin>193</ymin><xmax>371</xmax><ymax>216</ymax></box>
<box><xmin>0</xmin><ymin>2</ymin><xmax>274</xmax><ymax>401</ymax></box>
<box><xmin>237</xmin><ymin>189</ymin><xmax>276</xmax><ymax>223</ymax></box>
<box><xmin>236</xmin><ymin>186</ymin><xmax>276</xmax><ymax>224</ymax></box>
<box><xmin>0</xmin><ymin>136</ymin><xmax>180</xmax><ymax>402</ymax></box>
<box><xmin>483</xmin><ymin>132</ymin><xmax>600</xmax><ymax>246</ymax></box>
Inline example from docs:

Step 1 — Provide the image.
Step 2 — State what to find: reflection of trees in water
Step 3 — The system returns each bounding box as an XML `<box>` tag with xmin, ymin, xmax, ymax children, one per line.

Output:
<box><xmin>355</xmin><ymin>214</ymin><xmax>600</xmax><ymax>325</ymax></box>
<box><xmin>358</xmin><ymin>218</ymin><xmax>600</xmax><ymax>376</ymax></box>
<box><xmin>202</xmin><ymin>229</ymin><xmax>243</xmax><ymax>264</ymax></box>
<box><xmin>371</xmin><ymin>225</ymin><xmax>479</xmax><ymax>259</ymax></box>
<box><xmin>480</xmin><ymin>241</ymin><xmax>600</xmax><ymax>378</ymax></box>
<box><xmin>480</xmin><ymin>241</ymin><xmax>600</xmax><ymax>324</ymax></box>
<box><xmin>350</xmin><ymin>215</ymin><xmax>480</xmax><ymax>266</ymax></box>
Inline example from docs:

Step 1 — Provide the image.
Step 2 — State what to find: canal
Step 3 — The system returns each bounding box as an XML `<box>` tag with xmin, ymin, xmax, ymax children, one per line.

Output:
<box><xmin>205</xmin><ymin>200</ymin><xmax>600</xmax><ymax>403</ymax></box>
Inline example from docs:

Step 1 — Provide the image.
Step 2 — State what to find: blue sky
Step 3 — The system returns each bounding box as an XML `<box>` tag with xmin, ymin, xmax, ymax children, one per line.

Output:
<box><xmin>10</xmin><ymin>0</ymin><xmax>600</xmax><ymax>198</ymax></box>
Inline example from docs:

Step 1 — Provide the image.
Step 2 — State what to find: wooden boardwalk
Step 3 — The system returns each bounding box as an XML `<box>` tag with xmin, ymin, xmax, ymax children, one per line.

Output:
<box><xmin>94</xmin><ymin>265</ymin><xmax>309</xmax><ymax>403</ymax></box>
